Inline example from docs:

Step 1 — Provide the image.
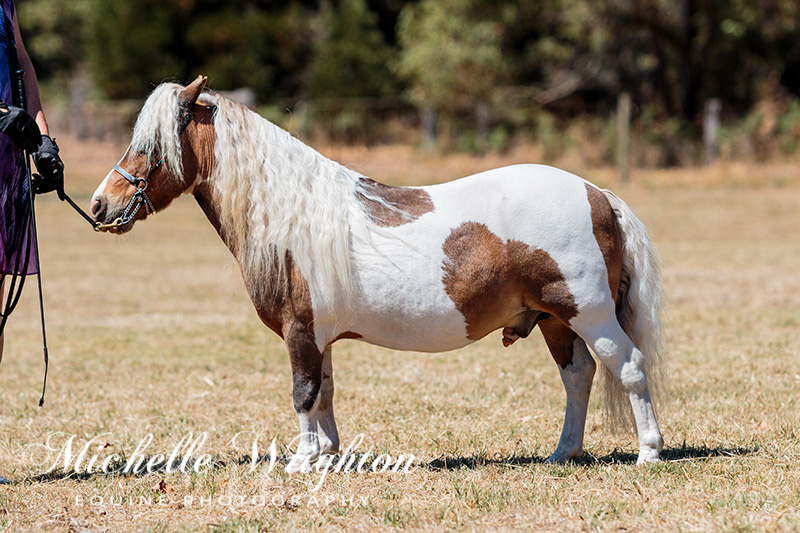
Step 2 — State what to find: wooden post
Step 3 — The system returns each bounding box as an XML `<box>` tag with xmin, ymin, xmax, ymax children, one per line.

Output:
<box><xmin>703</xmin><ymin>98</ymin><xmax>721</xmax><ymax>164</ymax></box>
<box><xmin>617</xmin><ymin>92</ymin><xmax>632</xmax><ymax>183</ymax></box>
<box><xmin>421</xmin><ymin>107</ymin><xmax>437</xmax><ymax>150</ymax></box>
<box><xmin>476</xmin><ymin>101</ymin><xmax>489</xmax><ymax>152</ymax></box>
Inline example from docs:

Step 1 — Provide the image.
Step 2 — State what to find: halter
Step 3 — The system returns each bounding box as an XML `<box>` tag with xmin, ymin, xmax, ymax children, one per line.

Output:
<box><xmin>93</xmin><ymin>160</ymin><xmax>159</xmax><ymax>232</ymax></box>
<box><xmin>94</xmin><ymin>103</ymin><xmax>196</xmax><ymax>232</ymax></box>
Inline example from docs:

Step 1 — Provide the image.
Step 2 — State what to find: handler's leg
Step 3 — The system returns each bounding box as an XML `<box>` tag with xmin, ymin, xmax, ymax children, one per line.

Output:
<box><xmin>284</xmin><ymin>321</ymin><xmax>324</xmax><ymax>474</ymax></box>
<box><xmin>316</xmin><ymin>345</ymin><xmax>340</xmax><ymax>455</ymax></box>
<box><xmin>540</xmin><ymin>318</ymin><xmax>596</xmax><ymax>463</ymax></box>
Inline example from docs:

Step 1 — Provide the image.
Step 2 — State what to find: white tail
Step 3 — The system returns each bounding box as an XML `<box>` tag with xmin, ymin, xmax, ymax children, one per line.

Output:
<box><xmin>600</xmin><ymin>190</ymin><xmax>667</xmax><ymax>431</ymax></box>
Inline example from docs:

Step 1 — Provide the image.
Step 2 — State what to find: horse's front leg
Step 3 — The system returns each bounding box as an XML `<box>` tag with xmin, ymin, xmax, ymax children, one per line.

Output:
<box><xmin>284</xmin><ymin>321</ymin><xmax>324</xmax><ymax>474</ymax></box>
<box><xmin>316</xmin><ymin>346</ymin><xmax>340</xmax><ymax>456</ymax></box>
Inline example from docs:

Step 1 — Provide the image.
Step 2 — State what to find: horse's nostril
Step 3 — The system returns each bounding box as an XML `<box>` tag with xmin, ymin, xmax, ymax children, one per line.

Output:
<box><xmin>91</xmin><ymin>197</ymin><xmax>106</xmax><ymax>220</ymax></box>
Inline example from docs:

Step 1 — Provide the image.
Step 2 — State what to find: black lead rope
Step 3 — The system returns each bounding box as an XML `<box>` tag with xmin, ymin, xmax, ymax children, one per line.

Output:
<box><xmin>56</xmin><ymin>187</ymin><xmax>99</xmax><ymax>229</ymax></box>
<box><xmin>13</xmin><ymin>69</ymin><xmax>49</xmax><ymax>406</ymax></box>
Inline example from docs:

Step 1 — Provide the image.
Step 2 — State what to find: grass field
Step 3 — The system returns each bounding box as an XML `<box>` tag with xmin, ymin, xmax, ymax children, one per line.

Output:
<box><xmin>0</xmin><ymin>139</ymin><xmax>798</xmax><ymax>531</ymax></box>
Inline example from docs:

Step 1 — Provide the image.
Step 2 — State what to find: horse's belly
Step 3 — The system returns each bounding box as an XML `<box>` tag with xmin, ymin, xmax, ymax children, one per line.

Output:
<box><xmin>356</xmin><ymin>314</ymin><xmax>474</xmax><ymax>352</ymax></box>
<box><xmin>343</xmin><ymin>242</ymin><xmax>475</xmax><ymax>352</ymax></box>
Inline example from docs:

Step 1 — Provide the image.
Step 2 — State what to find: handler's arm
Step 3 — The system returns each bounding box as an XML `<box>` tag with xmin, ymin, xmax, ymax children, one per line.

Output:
<box><xmin>12</xmin><ymin>10</ymin><xmax>49</xmax><ymax>136</ymax></box>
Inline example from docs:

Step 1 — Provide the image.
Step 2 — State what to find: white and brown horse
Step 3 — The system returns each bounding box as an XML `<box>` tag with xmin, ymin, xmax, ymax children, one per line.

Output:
<box><xmin>91</xmin><ymin>76</ymin><xmax>666</xmax><ymax>472</ymax></box>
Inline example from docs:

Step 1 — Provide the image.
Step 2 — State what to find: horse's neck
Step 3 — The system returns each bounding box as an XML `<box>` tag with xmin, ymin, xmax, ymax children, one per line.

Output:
<box><xmin>191</xmin><ymin>178</ymin><xmax>311</xmax><ymax>337</ymax></box>
<box><xmin>192</xmin><ymin>180</ymin><xmax>225</xmax><ymax>239</ymax></box>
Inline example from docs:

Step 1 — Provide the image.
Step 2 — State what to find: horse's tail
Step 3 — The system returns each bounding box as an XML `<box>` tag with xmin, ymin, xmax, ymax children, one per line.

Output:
<box><xmin>600</xmin><ymin>190</ymin><xmax>667</xmax><ymax>431</ymax></box>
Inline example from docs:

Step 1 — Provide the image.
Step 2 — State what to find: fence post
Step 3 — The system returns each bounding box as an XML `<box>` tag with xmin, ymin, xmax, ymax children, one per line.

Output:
<box><xmin>617</xmin><ymin>92</ymin><xmax>632</xmax><ymax>183</ymax></box>
<box><xmin>703</xmin><ymin>98</ymin><xmax>721</xmax><ymax>164</ymax></box>
<box><xmin>421</xmin><ymin>107</ymin><xmax>437</xmax><ymax>150</ymax></box>
<box><xmin>476</xmin><ymin>101</ymin><xmax>489</xmax><ymax>152</ymax></box>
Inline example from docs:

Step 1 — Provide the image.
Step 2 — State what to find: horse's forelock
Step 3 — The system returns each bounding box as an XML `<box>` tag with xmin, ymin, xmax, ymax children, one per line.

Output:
<box><xmin>130</xmin><ymin>83</ymin><xmax>185</xmax><ymax>177</ymax></box>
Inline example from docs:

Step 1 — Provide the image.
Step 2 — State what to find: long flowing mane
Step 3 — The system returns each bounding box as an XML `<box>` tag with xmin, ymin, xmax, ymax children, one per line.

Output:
<box><xmin>131</xmin><ymin>83</ymin><xmax>388</xmax><ymax>305</ymax></box>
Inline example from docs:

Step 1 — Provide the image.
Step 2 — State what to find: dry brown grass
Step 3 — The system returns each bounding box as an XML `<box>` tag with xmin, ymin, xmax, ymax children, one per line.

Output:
<box><xmin>0</xmin><ymin>139</ymin><xmax>798</xmax><ymax>531</ymax></box>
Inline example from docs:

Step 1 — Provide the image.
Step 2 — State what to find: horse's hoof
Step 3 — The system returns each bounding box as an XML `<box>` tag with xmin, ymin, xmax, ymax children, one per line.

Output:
<box><xmin>285</xmin><ymin>455</ymin><xmax>314</xmax><ymax>474</ymax></box>
<box><xmin>545</xmin><ymin>450</ymin><xmax>579</xmax><ymax>464</ymax></box>
<box><xmin>0</xmin><ymin>475</ymin><xmax>10</xmax><ymax>485</ymax></box>
<box><xmin>318</xmin><ymin>438</ymin><xmax>340</xmax><ymax>456</ymax></box>
<box><xmin>636</xmin><ymin>452</ymin><xmax>662</xmax><ymax>465</ymax></box>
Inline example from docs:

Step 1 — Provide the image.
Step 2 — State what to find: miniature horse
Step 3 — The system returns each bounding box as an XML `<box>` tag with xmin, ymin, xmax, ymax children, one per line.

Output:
<box><xmin>91</xmin><ymin>77</ymin><xmax>666</xmax><ymax>472</ymax></box>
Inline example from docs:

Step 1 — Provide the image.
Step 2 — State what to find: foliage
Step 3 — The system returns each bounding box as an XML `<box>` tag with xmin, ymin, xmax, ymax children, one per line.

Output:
<box><xmin>395</xmin><ymin>0</ymin><xmax>505</xmax><ymax>114</ymax></box>
<box><xmin>17</xmin><ymin>0</ymin><xmax>92</xmax><ymax>83</ymax></box>
<box><xmin>84</xmin><ymin>0</ymin><xmax>185</xmax><ymax>99</ymax></box>
<box><xmin>14</xmin><ymin>0</ymin><xmax>800</xmax><ymax>156</ymax></box>
<box><xmin>306</xmin><ymin>0</ymin><xmax>397</xmax><ymax>99</ymax></box>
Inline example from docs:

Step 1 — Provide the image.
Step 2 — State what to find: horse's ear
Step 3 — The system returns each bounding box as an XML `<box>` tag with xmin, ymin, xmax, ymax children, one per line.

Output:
<box><xmin>178</xmin><ymin>75</ymin><xmax>207</xmax><ymax>131</ymax></box>
<box><xmin>179</xmin><ymin>75</ymin><xmax>207</xmax><ymax>107</ymax></box>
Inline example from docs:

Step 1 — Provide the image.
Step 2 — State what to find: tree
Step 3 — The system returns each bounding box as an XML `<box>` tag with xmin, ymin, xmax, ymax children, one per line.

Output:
<box><xmin>18</xmin><ymin>0</ymin><xmax>92</xmax><ymax>86</ymax></box>
<box><xmin>85</xmin><ymin>0</ymin><xmax>184</xmax><ymax>99</ymax></box>
<box><xmin>306</xmin><ymin>0</ymin><xmax>398</xmax><ymax>99</ymax></box>
<box><xmin>395</xmin><ymin>0</ymin><xmax>505</xmax><ymax>116</ymax></box>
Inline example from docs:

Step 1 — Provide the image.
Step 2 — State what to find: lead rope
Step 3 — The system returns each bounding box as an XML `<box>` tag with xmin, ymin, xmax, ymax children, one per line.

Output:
<box><xmin>14</xmin><ymin>69</ymin><xmax>49</xmax><ymax>406</ymax></box>
<box><xmin>56</xmin><ymin>188</ymin><xmax>99</xmax><ymax>229</ymax></box>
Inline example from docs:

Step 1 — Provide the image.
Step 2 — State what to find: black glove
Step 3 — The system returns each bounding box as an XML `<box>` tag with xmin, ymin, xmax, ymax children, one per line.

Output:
<box><xmin>0</xmin><ymin>99</ymin><xmax>41</xmax><ymax>153</ymax></box>
<box><xmin>32</xmin><ymin>135</ymin><xmax>64</xmax><ymax>195</ymax></box>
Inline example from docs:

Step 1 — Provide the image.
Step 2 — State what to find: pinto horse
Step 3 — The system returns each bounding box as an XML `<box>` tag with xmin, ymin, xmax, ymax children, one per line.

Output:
<box><xmin>91</xmin><ymin>76</ymin><xmax>666</xmax><ymax>472</ymax></box>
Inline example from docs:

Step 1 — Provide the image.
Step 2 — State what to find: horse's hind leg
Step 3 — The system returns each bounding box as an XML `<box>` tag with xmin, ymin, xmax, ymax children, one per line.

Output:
<box><xmin>540</xmin><ymin>318</ymin><xmax>596</xmax><ymax>463</ymax></box>
<box><xmin>316</xmin><ymin>346</ymin><xmax>340</xmax><ymax>455</ymax></box>
<box><xmin>284</xmin><ymin>322</ymin><xmax>324</xmax><ymax>474</ymax></box>
<box><xmin>571</xmin><ymin>308</ymin><xmax>663</xmax><ymax>464</ymax></box>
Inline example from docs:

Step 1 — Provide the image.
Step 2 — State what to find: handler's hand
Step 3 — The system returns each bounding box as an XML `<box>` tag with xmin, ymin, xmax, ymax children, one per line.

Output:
<box><xmin>0</xmin><ymin>101</ymin><xmax>41</xmax><ymax>153</ymax></box>
<box><xmin>32</xmin><ymin>135</ymin><xmax>64</xmax><ymax>195</ymax></box>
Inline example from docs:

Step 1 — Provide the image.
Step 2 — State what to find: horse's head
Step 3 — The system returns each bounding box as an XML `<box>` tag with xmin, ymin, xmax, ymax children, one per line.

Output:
<box><xmin>91</xmin><ymin>76</ymin><xmax>210</xmax><ymax>234</ymax></box>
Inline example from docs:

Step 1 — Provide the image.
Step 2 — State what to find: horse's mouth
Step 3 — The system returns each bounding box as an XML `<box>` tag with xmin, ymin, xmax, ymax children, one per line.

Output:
<box><xmin>91</xmin><ymin>197</ymin><xmax>140</xmax><ymax>234</ymax></box>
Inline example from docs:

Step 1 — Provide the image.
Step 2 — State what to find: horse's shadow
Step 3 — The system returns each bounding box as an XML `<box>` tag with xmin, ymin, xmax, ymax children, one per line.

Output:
<box><xmin>420</xmin><ymin>443</ymin><xmax>758</xmax><ymax>471</ymax></box>
<box><xmin>21</xmin><ymin>452</ymin><xmax>294</xmax><ymax>485</ymax></box>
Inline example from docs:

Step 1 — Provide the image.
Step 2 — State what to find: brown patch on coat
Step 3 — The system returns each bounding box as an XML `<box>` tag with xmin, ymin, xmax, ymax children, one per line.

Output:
<box><xmin>584</xmin><ymin>184</ymin><xmax>623</xmax><ymax>301</ymax></box>
<box><xmin>441</xmin><ymin>222</ymin><xmax>579</xmax><ymax>341</ymax></box>
<box><xmin>357</xmin><ymin>178</ymin><xmax>434</xmax><ymax>227</ymax></box>
<box><xmin>539</xmin><ymin>316</ymin><xmax>579</xmax><ymax>368</ymax></box>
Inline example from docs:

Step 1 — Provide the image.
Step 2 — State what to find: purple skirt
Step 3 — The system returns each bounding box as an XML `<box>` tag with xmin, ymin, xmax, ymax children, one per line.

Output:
<box><xmin>0</xmin><ymin>135</ymin><xmax>37</xmax><ymax>276</ymax></box>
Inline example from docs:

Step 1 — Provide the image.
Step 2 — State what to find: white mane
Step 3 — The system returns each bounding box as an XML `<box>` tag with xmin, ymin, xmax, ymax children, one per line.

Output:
<box><xmin>130</xmin><ymin>83</ymin><xmax>186</xmax><ymax>177</ymax></box>
<box><xmin>132</xmin><ymin>82</ymin><xmax>388</xmax><ymax>306</ymax></box>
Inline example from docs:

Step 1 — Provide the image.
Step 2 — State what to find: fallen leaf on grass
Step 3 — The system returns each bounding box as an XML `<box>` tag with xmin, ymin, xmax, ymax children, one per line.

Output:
<box><xmin>154</xmin><ymin>478</ymin><xmax>175</xmax><ymax>496</ymax></box>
